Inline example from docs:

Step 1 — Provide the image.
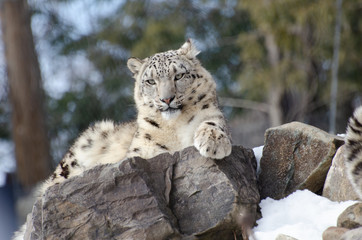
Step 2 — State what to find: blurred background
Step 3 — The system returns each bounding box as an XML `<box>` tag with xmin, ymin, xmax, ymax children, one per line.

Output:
<box><xmin>0</xmin><ymin>0</ymin><xmax>361</xmax><ymax>238</ymax></box>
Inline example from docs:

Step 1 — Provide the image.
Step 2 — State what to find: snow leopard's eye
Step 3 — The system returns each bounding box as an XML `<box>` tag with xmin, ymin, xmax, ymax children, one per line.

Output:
<box><xmin>145</xmin><ymin>79</ymin><xmax>156</xmax><ymax>85</ymax></box>
<box><xmin>174</xmin><ymin>73</ymin><xmax>185</xmax><ymax>81</ymax></box>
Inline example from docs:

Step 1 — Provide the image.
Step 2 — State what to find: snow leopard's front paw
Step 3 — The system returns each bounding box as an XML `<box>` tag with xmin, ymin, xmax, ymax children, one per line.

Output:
<box><xmin>194</xmin><ymin>122</ymin><xmax>232</xmax><ymax>159</ymax></box>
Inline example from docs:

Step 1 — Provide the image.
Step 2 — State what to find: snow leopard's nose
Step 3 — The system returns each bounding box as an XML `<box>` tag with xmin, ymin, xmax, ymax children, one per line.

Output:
<box><xmin>160</xmin><ymin>96</ymin><xmax>175</xmax><ymax>105</ymax></box>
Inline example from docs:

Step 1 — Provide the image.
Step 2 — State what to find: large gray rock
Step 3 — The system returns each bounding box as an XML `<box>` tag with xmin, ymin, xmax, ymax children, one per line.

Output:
<box><xmin>259</xmin><ymin>122</ymin><xmax>344</xmax><ymax>200</ymax></box>
<box><xmin>171</xmin><ymin>146</ymin><xmax>259</xmax><ymax>239</ymax></box>
<box><xmin>323</xmin><ymin>145</ymin><xmax>360</xmax><ymax>201</ymax></box>
<box><xmin>25</xmin><ymin>157</ymin><xmax>180</xmax><ymax>240</ymax></box>
<box><xmin>24</xmin><ymin>146</ymin><xmax>259</xmax><ymax>240</ymax></box>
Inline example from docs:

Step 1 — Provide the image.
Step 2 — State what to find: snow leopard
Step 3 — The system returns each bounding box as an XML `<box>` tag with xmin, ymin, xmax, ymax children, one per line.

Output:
<box><xmin>345</xmin><ymin>105</ymin><xmax>362</xmax><ymax>199</ymax></box>
<box><xmin>13</xmin><ymin>39</ymin><xmax>232</xmax><ymax>239</ymax></box>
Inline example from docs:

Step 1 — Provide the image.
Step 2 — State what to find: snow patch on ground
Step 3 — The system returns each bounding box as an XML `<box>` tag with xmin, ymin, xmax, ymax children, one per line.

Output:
<box><xmin>252</xmin><ymin>146</ymin><xmax>358</xmax><ymax>240</ymax></box>
<box><xmin>253</xmin><ymin>189</ymin><xmax>357</xmax><ymax>239</ymax></box>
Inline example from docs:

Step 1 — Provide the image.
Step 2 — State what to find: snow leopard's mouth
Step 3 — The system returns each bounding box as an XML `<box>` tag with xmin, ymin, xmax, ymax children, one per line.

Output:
<box><xmin>161</xmin><ymin>107</ymin><xmax>181</xmax><ymax>113</ymax></box>
<box><xmin>159</xmin><ymin>102</ymin><xmax>183</xmax><ymax>112</ymax></box>
<box><xmin>160</xmin><ymin>106</ymin><xmax>182</xmax><ymax>119</ymax></box>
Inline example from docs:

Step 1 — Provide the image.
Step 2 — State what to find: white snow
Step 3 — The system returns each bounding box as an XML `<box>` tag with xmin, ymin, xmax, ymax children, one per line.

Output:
<box><xmin>252</xmin><ymin>145</ymin><xmax>358</xmax><ymax>240</ymax></box>
<box><xmin>253</xmin><ymin>190</ymin><xmax>357</xmax><ymax>240</ymax></box>
<box><xmin>253</xmin><ymin>145</ymin><xmax>263</xmax><ymax>175</ymax></box>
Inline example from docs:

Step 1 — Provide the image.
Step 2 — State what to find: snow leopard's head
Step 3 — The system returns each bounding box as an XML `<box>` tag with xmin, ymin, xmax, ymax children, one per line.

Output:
<box><xmin>127</xmin><ymin>39</ymin><xmax>201</xmax><ymax>119</ymax></box>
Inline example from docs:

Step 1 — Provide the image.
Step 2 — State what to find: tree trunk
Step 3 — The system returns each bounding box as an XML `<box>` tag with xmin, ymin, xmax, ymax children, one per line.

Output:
<box><xmin>268</xmin><ymin>84</ymin><xmax>283</xmax><ymax>127</ymax></box>
<box><xmin>0</xmin><ymin>0</ymin><xmax>51</xmax><ymax>187</ymax></box>
<box><xmin>329</xmin><ymin>0</ymin><xmax>343</xmax><ymax>134</ymax></box>
<box><xmin>265</xmin><ymin>33</ymin><xmax>283</xmax><ymax>127</ymax></box>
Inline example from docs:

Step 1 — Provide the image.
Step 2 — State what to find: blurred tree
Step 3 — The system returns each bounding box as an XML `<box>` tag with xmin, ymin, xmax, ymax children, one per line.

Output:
<box><xmin>0</xmin><ymin>95</ymin><xmax>10</xmax><ymax>139</ymax></box>
<box><xmin>12</xmin><ymin>0</ymin><xmax>360</xmax><ymax>163</ymax></box>
<box><xmin>237</xmin><ymin>0</ymin><xmax>362</xmax><ymax>128</ymax></box>
<box><xmin>329</xmin><ymin>0</ymin><xmax>343</xmax><ymax>134</ymax></box>
<box><xmin>35</xmin><ymin>0</ymin><xmax>252</xmax><ymax>161</ymax></box>
<box><xmin>237</xmin><ymin>0</ymin><xmax>334</xmax><ymax>126</ymax></box>
<box><xmin>0</xmin><ymin>0</ymin><xmax>51</xmax><ymax>187</ymax></box>
<box><xmin>337</xmin><ymin>0</ymin><xmax>362</xmax><ymax>111</ymax></box>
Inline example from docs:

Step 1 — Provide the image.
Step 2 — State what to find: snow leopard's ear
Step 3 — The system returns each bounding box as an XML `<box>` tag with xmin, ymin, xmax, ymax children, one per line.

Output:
<box><xmin>127</xmin><ymin>57</ymin><xmax>144</xmax><ymax>77</ymax></box>
<box><xmin>178</xmin><ymin>39</ymin><xmax>200</xmax><ymax>59</ymax></box>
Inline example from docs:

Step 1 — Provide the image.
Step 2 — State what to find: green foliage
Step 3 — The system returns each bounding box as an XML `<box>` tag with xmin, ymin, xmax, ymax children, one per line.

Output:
<box><xmin>235</xmin><ymin>0</ymin><xmax>361</xmax><ymax>126</ymax></box>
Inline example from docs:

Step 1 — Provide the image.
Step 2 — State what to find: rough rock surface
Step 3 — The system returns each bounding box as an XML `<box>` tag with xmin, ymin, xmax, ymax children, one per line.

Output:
<box><xmin>25</xmin><ymin>157</ymin><xmax>180</xmax><ymax>240</ymax></box>
<box><xmin>259</xmin><ymin>121</ymin><xmax>344</xmax><ymax>199</ymax></box>
<box><xmin>323</xmin><ymin>146</ymin><xmax>360</xmax><ymax>201</ymax></box>
<box><xmin>337</xmin><ymin>203</ymin><xmax>362</xmax><ymax>229</ymax></box>
<box><xmin>171</xmin><ymin>146</ymin><xmax>259</xmax><ymax>239</ymax></box>
<box><xmin>322</xmin><ymin>226</ymin><xmax>350</xmax><ymax>240</ymax></box>
<box><xmin>340</xmin><ymin>227</ymin><xmax>362</xmax><ymax>240</ymax></box>
<box><xmin>24</xmin><ymin>146</ymin><xmax>259</xmax><ymax>240</ymax></box>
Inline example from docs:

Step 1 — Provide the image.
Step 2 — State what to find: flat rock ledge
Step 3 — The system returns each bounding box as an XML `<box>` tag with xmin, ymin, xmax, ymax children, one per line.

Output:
<box><xmin>24</xmin><ymin>146</ymin><xmax>259</xmax><ymax>240</ymax></box>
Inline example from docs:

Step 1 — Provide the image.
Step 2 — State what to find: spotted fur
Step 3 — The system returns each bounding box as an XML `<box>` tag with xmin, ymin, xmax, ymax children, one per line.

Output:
<box><xmin>345</xmin><ymin>106</ymin><xmax>362</xmax><ymax>199</ymax></box>
<box><xmin>13</xmin><ymin>39</ymin><xmax>232</xmax><ymax>239</ymax></box>
<box><xmin>126</xmin><ymin>39</ymin><xmax>231</xmax><ymax>159</ymax></box>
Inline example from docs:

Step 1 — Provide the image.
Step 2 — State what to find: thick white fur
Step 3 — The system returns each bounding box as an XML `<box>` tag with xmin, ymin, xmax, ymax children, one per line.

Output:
<box><xmin>345</xmin><ymin>106</ymin><xmax>362</xmax><ymax>199</ymax></box>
